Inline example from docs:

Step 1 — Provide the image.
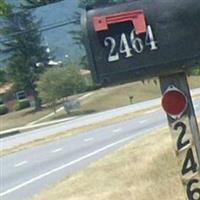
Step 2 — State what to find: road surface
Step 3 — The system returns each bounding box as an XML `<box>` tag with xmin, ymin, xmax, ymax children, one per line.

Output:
<box><xmin>0</xmin><ymin>96</ymin><xmax>200</xmax><ymax>200</ymax></box>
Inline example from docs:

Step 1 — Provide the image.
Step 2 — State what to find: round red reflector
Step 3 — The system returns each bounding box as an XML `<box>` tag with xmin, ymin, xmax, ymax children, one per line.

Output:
<box><xmin>162</xmin><ymin>89</ymin><xmax>188</xmax><ymax>117</ymax></box>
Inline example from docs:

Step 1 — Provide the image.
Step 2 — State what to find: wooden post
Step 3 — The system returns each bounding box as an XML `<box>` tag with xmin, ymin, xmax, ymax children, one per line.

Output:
<box><xmin>159</xmin><ymin>72</ymin><xmax>200</xmax><ymax>200</ymax></box>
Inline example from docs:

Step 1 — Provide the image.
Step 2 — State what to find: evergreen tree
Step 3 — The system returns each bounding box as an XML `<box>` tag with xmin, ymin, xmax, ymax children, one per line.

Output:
<box><xmin>0</xmin><ymin>10</ymin><xmax>50</xmax><ymax>109</ymax></box>
<box><xmin>0</xmin><ymin>0</ymin><xmax>12</xmax><ymax>16</ymax></box>
<box><xmin>0</xmin><ymin>69</ymin><xmax>7</xmax><ymax>84</ymax></box>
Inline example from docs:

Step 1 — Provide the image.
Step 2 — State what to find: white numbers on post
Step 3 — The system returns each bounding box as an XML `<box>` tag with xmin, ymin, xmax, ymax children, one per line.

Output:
<box><xmin>104</xmin><ymin>25</ymin><xmax>158</xmax><ymax>62</ymax></box>
<box><xmin>187</xmin><ymin>179</ymin><xmax>200</xmax><ymax>200</ymax></box>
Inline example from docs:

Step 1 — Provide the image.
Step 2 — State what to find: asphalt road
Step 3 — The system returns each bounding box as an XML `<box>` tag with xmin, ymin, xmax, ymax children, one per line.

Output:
<box><xmin>0</xmin><ymin>97</ymin><xmax>200</xmax><ymax>200</ymax></box>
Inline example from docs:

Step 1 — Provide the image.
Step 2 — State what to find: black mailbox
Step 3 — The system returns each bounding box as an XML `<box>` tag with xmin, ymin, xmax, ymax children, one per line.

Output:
<box><xmin>81</xmin><ymin>0</ymin><xmax>200</xmax><ymax>85</ymax></box>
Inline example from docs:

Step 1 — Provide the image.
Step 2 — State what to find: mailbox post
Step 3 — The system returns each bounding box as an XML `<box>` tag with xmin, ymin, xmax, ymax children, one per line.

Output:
<box><xmin>82</xmin><ymin>0</ymin><xmax>200</xmax><ymax>198</ymax></box>
<box><xmin>160</xmin><ymin>73</ymin><xmax>200</xmax><ymax>199</ymax></box>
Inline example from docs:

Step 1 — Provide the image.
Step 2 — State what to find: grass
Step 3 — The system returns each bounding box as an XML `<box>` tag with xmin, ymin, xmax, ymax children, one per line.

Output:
<box><xmin>40</xmin><ymin>76</ymin><xmax>200</xmax><ymax>122</ymax></box>
<box><xmin>1</xmin><ymin>76</ymin><xmax>199</xmax><ymax>131</ymax></box>
<box><xmin>81</xmin><ymin>76</ymin><xmax>200</xmax><ymax>112</ymax></box>
<box><xmin>0</xmin><ymin>106</ymin><xmax>55</xmax><ymax>131</ymax></box>
<box><xmin>32</xmin><ymin>117</ymin><xmax>200</xmax><ymax>200</ymax></box>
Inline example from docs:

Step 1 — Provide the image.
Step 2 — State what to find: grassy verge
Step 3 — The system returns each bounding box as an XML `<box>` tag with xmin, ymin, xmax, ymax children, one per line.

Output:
<box><xmin>0</xmin><ymin>107</ymin><xmax>54</xmax><ymax>131</ymax></box>
<box><xmin>32</xmin><ymin>118</ymin><xmax>200</xmax><ymax>200</ymax></box>
<box><xmin>80</xmin><ymin>76</ymin><xmax>200</xmax><ymax>112</ymax></box>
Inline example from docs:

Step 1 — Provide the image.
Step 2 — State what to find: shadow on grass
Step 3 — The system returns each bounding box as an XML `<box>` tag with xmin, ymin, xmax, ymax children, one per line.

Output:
<box><xmin>21</xmin><ymin>107</ymin><xmax>45</xmax><ymax>116</ymax></box>
<box><xmin>21</xmin><ymin>101</ymin><xmax>65</xmax><ymax>116</ymax></box>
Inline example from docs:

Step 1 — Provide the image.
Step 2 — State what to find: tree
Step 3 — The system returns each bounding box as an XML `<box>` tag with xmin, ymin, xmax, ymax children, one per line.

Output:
<box><xmin>0</xmin><ymin>0</ymin><xmax>12</xmax><ymax>16</ymax></box>
<box><xmin>0</xmin><ymin>10</ymin><xmax>50</xmax><ymax>109</ymax></box>
<box><xmin>37</xmin><ymin>65</ymin><xmax>86</xmax><ymax>112</ymax></box>
<box><xmin>0</xmin><ymin>69</ymin><xmax>7</xmax><ymax>84</ymax></box>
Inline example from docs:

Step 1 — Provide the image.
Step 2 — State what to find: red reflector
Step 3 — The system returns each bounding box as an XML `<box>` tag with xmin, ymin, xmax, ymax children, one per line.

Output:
<box><xmin>162</xmin><ymin>90</ymin><xmax>188</xmax><ymax>117</ymax></box>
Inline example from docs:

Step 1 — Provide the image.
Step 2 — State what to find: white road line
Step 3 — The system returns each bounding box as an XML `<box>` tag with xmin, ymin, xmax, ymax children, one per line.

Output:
<box><xmin>0</xmin><ymin>133</ymin><xmax>140</xmax><ymax>197</ymax></box>
<box><xmin>112</xmin><ymin>128</ymin><xmax>122</xmax><ymax>133</ymax></box>
<box><xmin>51</xmin><ymin>148</ymin><xmax>62</xmax><ymax>153</ymax></box>
<box><xmin>84</xmin><ymin>138</ymin><xmax>94</xmax><ymax>142</ymax></box>
<box><xmin>14</xmin><ymin>161</ymin><xmax>27</xmax><ymax>168</ymax></box>
<box><xmin>139</xmin><ymin>120</ymin><xmax>147</xmax><ymax>124</ymax></box>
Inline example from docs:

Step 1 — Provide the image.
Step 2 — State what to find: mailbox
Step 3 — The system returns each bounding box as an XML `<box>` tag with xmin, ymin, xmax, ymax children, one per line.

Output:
<box><xmin>81</xmin><ymin>0</ymin><xmax>200</xmax><ymax>85</ymax></box>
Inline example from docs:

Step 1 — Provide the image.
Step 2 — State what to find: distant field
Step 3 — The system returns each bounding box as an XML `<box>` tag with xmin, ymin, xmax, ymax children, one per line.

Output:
<box><xmin>1</xmin><ymin>76</ymin><xmax>199</xmax><ymax>131</ymax></box>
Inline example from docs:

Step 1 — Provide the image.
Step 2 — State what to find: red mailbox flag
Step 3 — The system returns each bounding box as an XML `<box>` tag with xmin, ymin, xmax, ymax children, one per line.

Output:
<box><xmin>93</xmin><ymin>10</ymin><xmax>147</xmax><ymax>34</ymax></box>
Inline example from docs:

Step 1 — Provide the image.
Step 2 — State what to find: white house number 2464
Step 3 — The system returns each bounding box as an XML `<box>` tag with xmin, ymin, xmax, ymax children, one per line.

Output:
<box><xmin>104</xmin><ymin>25</ymin><xmax>158</xmax><ymax>62</ymax></box>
